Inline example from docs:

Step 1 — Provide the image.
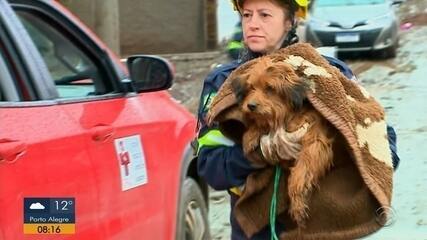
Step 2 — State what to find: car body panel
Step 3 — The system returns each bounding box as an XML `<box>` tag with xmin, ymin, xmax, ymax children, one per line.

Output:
<box><xmin>0</xmin><ymin>0</ymin><xmax>197</xmax><ymax>239</ymax></box>
<box><xmin>0</xmin><ymin>104</ymin><xmax>102</xmax><ymax>239</ymax></box>
<box><xmin>312</xmin><ymin>4</ymin><xmax>390</xmax><ymax>27</ymax></box>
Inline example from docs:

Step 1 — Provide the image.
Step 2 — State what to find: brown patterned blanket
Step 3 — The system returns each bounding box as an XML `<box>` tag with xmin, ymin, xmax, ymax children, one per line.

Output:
<box><xmin>206</xmin><ymin>43</ymin><xmax>394</xmax><ymax>239</ymax></box>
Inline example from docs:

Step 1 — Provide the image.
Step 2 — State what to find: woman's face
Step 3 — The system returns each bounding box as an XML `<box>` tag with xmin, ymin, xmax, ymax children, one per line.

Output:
<box><xmin>242</xmin><ymin>0</ymin><xmax>292</xmax><ymax>54</ymax></box>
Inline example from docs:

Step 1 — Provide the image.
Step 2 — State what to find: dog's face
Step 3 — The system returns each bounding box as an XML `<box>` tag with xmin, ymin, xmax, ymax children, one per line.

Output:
<box><xmin>231</xmin><ymin>58</ymin><xmax>307</xmax><ymax>129</ymax></box>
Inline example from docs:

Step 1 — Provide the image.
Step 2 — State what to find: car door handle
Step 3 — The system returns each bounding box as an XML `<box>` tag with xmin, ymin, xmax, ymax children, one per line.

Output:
<box><xmin>0</xmin><ymin>139</ymin><xmax>27</xmax><ymax>164</ymax></box>
<box><xmin>91</xmin><ymin>125</ymin><xmax>115</xmax><ymax>142</ymax></box>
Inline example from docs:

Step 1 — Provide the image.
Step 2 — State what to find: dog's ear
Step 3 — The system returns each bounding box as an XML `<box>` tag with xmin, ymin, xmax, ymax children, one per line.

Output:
<box><xmin>237</xmin><ymin>60</ymin><xmax>257</xmax><ymax>73</ymax></box>
<box><xmin>266</xmin><ymin>63</ymin><xmax>308</xmax><ymax>111</ymax></box>
<box><xmin>231</xmin><ymin>76</ymin><xmax>248</xmax><ymax>103</ymax></box>
<box><xmin>270</xmin><ymin>55</ymin><xmax>286</xmax><ymax>63</ymax></box>
<box><xmin>289</xmin><ymin>81</ymin><xmax>308</xmax><ymax>110</ymax></box>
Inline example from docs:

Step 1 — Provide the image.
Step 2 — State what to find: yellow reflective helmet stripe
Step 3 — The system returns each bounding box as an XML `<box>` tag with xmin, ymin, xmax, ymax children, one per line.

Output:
<box><xmin>197</xmin><ymin>130</ymin><xmax>234</xmax><ymax>153</ymax></box>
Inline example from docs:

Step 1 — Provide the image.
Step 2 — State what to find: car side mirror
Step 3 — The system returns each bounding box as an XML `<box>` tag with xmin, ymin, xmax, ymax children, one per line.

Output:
<box><xmin>127</xmin><ymin>55</ymin><xmax>174</xmax><ymax>93</ymax></box>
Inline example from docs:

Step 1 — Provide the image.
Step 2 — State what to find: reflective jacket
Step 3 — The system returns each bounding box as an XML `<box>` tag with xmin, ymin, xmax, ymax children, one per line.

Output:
<box><xmin>196</xmin><ymin>56</ymin><xmax>400</xmax><ymax>240</ymax></box>
<box><xmin>226</xmin><ymin>21</ymin><xmax>244</xmax><ymax>60</ymax></box>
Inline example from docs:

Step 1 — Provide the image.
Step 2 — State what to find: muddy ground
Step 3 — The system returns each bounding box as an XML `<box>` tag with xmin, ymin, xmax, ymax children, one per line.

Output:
<box><xmin>169</xmin><ymin>0</ymin><xmax>427</xmax><ymax>239</ymax></box>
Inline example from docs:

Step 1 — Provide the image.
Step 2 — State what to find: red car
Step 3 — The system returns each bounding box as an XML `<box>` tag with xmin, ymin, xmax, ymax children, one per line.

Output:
<box><xmin>0</xmin><ymin>0</ymin><xmax>209</xmax><ymax>239</ymax></box>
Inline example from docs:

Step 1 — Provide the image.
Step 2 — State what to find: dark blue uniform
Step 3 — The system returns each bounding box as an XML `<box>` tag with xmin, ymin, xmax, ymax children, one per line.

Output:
<box><xmin>196</xmin><ymin>57</ymin><xmax>400</xmax><ymax>240</ymax></box>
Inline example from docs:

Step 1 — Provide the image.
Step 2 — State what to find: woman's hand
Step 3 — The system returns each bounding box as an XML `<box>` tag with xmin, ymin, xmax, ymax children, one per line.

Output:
<box><xmin>259</xmin><ymin>123</ymin><xmax>309</xmax><ymax>165</ymax></box>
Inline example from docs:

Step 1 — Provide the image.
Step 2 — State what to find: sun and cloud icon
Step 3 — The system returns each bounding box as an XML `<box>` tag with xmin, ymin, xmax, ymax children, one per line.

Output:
<box><xmin>29</xmin><ymin>202</ymin><xmax>45</xmax><ymax>210</ymax></box>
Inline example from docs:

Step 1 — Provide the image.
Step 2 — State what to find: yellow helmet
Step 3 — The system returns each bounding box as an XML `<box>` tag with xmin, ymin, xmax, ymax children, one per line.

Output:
<box><xmin>294</xmin><ymin>0</ymin><xmax>309</xmax><ymax>7</ymax></box>
<box><xmin>230</xmin><ymin>0</ymin><xmax>310</xmax><ymax>19</ymax></box>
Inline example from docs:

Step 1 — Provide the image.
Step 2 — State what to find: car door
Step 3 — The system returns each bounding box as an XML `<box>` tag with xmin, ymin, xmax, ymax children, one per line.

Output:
<box><xmin>6</xmin><ymin>1</ymin><xmax>195</xmax><ymax>239</ymax></box>
<box><xmin>0</xmin><ymin>0</ymin><xmax>103</xmax><ymax>239</ymax></box>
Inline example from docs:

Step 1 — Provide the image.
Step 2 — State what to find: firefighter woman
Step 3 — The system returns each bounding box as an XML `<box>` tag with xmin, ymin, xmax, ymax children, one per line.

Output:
<box><xmin>196</xmin><ymin>0</ymin><xmax>399</xmax><ymax>239</ymax></box>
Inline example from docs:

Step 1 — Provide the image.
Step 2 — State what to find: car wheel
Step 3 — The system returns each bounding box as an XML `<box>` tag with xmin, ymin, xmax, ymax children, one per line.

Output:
<box><xmin>178</xmin><ymin>178</ymin><xmax>210</xmax><ymax>240</ymax></box>
<box><xmin>383</xmin><ymin>42</ymin><xmax>397</xmax><ymax>58</ymax></box>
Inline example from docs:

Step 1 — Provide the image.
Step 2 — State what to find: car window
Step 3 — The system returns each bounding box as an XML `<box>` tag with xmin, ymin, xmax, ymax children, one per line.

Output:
<box><xmin>0</xmin><ymin>56</ymin><xmax>4</xmax><ymax>100</ymax></box>
<box><xmin>15</xmin><ymin>10</ymin><xmax>110</xmax><ymax>98</ymax></box>
<box><xmin>0</xmin><ymin>49</ymin><xmax>6</xmax><ymax>101</ymax></box>
<box><xmin>0</xmin><ymin>42</ymin><xmax>20</xmax><ymax>101</ymax></box>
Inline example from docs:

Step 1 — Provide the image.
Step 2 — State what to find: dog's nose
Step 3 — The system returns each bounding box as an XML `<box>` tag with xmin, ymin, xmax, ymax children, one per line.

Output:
<box><xmin>247</xmin><ymin>102</ymin><xmax>257</xmax><ymax>111</ymax></box>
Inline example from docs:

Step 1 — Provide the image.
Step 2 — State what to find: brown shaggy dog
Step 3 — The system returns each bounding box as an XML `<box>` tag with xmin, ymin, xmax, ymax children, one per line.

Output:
<box><xmin>231</xmin><ymin>57</ymin><xmax>338</xmax><ymax>226</ymax></box>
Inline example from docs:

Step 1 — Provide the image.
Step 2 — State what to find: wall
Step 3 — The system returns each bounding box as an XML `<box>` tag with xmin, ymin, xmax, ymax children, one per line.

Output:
<box><xmin>60</xmin><ymin>0</ymin><xmax>217</xmax><ymax>55</ymax></box>
<box><xmin>120</xmin><ymin>0</ymin><xmax>205</xmax><ymax>55</ymax></box>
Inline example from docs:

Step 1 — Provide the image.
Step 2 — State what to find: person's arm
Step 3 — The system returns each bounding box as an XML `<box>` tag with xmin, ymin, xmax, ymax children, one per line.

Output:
<box><xmin>197</xmin><ymin>133</ymin><xmax>255</xmax><ymax>190</ymax></box>
<box><xmin>196</xmin><ymin>65</ymin><xmax>257</xmax><ymax>191</ymax></box>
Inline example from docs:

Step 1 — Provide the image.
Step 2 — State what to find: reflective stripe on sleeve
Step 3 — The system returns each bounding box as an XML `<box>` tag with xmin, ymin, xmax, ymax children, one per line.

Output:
<box><xmin>227</xmin><ymin>41</ymin><xmax>244</xmax><ymax>50</ymax></box>
<box><xmin>229</xmin><ymin>187</ymin><xmax>242</xmax><ymax>196</ymax></box>
<box><xmin>197</xmin><ymin>129</ymin><xmax>234</xmax><ymax>153</ymax></box>
<box><xmin>202</xmin><ymin>92</ymin><xmax>217</xmax><ymax>111</ymax></box>
<box><xmin>229</xmin><ymin>185</ymin><xmax>245</xmax><ymax>196</ymax></box>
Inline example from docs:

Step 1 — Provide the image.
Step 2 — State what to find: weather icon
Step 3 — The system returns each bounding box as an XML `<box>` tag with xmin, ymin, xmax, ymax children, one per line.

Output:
<box><xmin>29</xmin><ymin>202</ymin><xmax>45</xmax><ymax>210</ymax></box>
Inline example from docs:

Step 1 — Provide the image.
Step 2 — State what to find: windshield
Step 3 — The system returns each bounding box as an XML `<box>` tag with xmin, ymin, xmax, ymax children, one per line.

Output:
<box><xmin>316</xmin><ymin>0</ymin><xmax>385</xmax><ymax>7</ymax></box>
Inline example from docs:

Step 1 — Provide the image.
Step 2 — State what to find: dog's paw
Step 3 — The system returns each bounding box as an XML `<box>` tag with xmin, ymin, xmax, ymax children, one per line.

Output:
<box><xmin>242</xmin><ymin>130</ymin><xmax>261</xmax><ymax>154</ymax></box>
<box><xmin>288</xmin><ymin>198</ymin><xmax>309</xmax><ymax>227</ymax></box>
<box><xmin>288</xmin><ymin>172</ymin><xmax>311</xmax><ymax>227</ymax></box>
